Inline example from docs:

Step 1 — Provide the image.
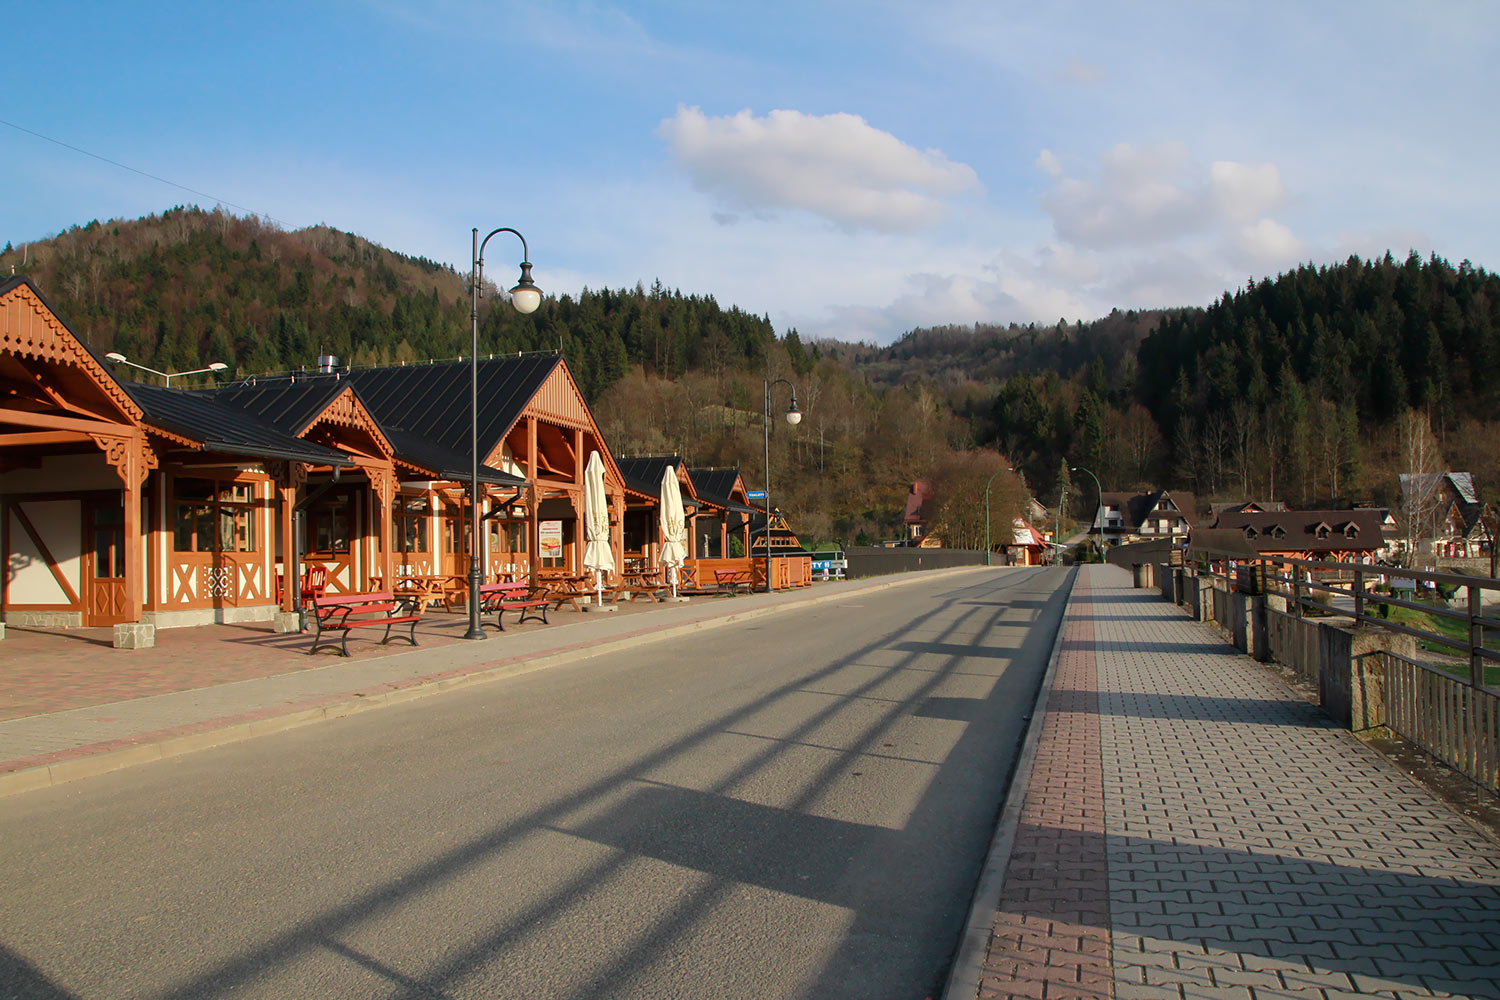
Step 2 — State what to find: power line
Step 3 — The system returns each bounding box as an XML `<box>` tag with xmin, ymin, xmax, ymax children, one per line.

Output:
<box><xmin>1</xmin><ymin>116</ymin><xmax>288</xmax><ymax>228</ymax></box>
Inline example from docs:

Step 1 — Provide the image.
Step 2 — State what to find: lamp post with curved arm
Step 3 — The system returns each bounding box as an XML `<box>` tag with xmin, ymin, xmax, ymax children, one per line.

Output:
<box><xmin>1071</xmin><ymin>464</ymin><xmax>1102</xmax><ymax>554</ymax></box>
<box><xmin>104</xmin><ymin>352</ymin><xmax>228</xmax><ymax>386</ymax></box>
<box><xmin>465</xmin><ymin>227</ymin><xmax>542</xmax><ymax>640</ymax></box>
<box><xmin>762</xmin><ymin>377</ymin><xmax>801</xmax><ymax>593</ymax></box>
<box><xmin>983</xmin><ymin>467</ymin><xmax>1013</xmax><ymax>566</ymax></box>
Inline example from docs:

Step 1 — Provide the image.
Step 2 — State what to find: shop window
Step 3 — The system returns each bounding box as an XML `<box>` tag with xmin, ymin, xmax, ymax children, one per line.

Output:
<box><xmin>397</xmin><ymin>495</ymin><xmax>430</xmax><ymax>556</ymax></box>
<box><xmin>697</xmin><ymin>519</ymin><xmax>723</xmax><ymax>559</ymax></box>
<box><xmin>306</xmin><ymin>492</ymin><xmax>352</xmax><ymax>555</ymax></box>
<box><xmin>173</xmin><ymin>477</ymin><xmax>259</xmax><ymax>553</ymax></box>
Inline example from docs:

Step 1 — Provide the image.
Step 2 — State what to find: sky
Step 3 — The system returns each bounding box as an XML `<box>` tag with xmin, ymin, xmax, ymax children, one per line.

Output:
<box><xmin>5</xmin><ymin>1</ymin><xmax>1498</xmax><ymax>345</ymax></box>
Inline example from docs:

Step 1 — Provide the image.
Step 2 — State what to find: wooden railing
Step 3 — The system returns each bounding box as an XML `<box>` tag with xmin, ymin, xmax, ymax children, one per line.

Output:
<box><xmin>1183</xmin><ymin>544</ymin><xmax>1500</xmax><ymax>792</ymax></box>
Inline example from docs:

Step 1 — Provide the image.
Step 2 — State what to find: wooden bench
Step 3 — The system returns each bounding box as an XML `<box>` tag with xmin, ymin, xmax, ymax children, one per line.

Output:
<box><xmin>309</xmin><ymin>591</ymin><xmax>422</xmax><ymax>657</ymax></box>
<box><xmin>478</xmin><ymin>582</ymin><xmax>550</xmax><ymax>631</ymax></box>
<box><xmin>714</xmin><ymin>568</ymin><xmax>753</xmax><ymax>594</ymax></box>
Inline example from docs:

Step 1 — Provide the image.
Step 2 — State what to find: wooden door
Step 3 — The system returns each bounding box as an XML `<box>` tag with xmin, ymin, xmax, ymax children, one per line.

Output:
<box><xmin>85</xmin><ymin>498</ymin><xmax>129</xmax><ymax>626</ymax></box>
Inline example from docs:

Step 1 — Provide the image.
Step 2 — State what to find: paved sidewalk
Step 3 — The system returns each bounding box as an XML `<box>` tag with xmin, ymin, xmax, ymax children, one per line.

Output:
<box><xmin>955</xmin><ymin>563</ymin><xmax>1500</xmax><ymax>1000</ymax></box>
<box><xmin>1</xmin><ymin>572</ymin><xmax>960</xmax><ymax>798</ymax></box>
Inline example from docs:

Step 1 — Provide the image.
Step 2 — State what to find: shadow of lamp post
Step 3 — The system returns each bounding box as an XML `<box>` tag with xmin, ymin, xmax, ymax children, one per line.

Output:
<box><xmin>466</xmin><ymin>227</ymin><xmax>541</xmax><ymax>640</ymax></box>
<box><xmin>762</xmin><ymin>377</ymin><xmax>801</xmax><ymax>593</ymax></box>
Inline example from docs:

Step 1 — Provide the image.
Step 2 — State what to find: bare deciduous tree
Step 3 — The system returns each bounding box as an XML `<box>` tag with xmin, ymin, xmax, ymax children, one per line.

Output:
<box><xmin>1398</xmin><ymin>408</ymin><xmax>1446</xmax><ymax>568</ymax></box>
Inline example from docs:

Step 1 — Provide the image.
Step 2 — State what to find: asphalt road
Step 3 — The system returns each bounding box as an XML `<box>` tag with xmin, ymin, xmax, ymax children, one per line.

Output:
<box><xmin>1</xmin><ymin>566</ymin><xmax>1072</xmax><ymax>1000</ymax></box>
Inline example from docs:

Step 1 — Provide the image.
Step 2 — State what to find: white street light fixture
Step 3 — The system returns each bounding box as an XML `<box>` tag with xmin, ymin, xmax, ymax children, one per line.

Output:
<box><xmin>762</xmin><ymin>378</ymin><xmax>800</xmax><ymax>592</ymax></box>
<box><xmin>103</xmin><ymin>352</ymin><xmax>228</xmax><ymax>386</ymax></box>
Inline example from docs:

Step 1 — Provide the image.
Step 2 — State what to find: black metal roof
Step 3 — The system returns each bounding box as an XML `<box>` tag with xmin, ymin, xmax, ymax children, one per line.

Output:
<box><xmin>689</xmin><ymin>467</ymin><xmax>760</xmax><ymax>514</ymax></box>
<box><xmin>343</xmin><ymin>356</ymin><xmax>561</xmax><ymax>458</ymax></box>
<box><xmin>383</xmin><ymin>426</ymin><xmax>526</xmax><ymax>487</ymax></box>
<box><xmin>124</xmin><ymin>384</ymin><xmax>353</xmax><ymax>467</ymax></box>
<box><xmin>202</xmin><ymin>356</ymin><xmax>558</xmax><ymax>481</ymax></box>
<box><xmin>211</xmin><ymin>377</ymin><xmax>351</xmax><ymax>436</ymax></box>
<box><xmin>616</xmin><ymin>456</ymin><xmax>686</xmax><ymax>499</ymax></box>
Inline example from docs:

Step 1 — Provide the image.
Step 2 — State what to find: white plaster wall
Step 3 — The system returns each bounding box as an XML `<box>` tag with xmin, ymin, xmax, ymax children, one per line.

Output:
<box><xmin>0</xmin><ymin>454</ymin><xmax>119</xmax><ymax>494</ymax></box>
<box><xmin>7</xmin><ymin>500</ymin><xmax>81</xmax><ymax>603</ymax></box>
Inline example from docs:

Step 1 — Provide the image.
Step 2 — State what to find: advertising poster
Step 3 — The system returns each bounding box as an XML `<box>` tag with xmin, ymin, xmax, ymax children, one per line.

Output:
<box><xmin>540</xmin><ymin>520</ymin><xmax>563</xmax><ymax>560</ymax></box>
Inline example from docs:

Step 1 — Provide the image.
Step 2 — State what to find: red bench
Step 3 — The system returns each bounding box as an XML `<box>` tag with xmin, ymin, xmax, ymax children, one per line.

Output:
<box><xmin>714</xmin><ymin>568</ymin><xmax>753</xmax><ymax>594</ymax></box>
<box><xmin>309</xmin><ymin>591</ymin><xmax>422</xmax><ymax>657</ymax></box>
<box><xmin>478</xmin><ymin>582</ymin><xmax>550</xmax><ymax>631</ymax></box>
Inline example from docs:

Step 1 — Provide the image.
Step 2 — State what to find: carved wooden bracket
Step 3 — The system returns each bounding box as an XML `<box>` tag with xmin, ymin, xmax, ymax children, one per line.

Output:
<box><xmin>90</xmin><ymin>432</ymin><xmax>155</xmax><ymax>488</ymax></box>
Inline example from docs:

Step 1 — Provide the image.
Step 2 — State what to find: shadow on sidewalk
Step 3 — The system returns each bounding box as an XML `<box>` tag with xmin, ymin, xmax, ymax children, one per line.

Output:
<box><xmin>1002</xmin><ymin>821</ymin><xmax>1500</xmax><ymax>995</ymax></box>
<box><xmin>1052</xmin><ymin>691</ymin><xmax>1341</xmax><ymax>727</ymax></box>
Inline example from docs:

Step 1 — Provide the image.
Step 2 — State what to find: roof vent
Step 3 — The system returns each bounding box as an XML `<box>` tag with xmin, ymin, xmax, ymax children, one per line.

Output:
<box><xmin>318</xmin><ymin>355</ymin><xmax>340</xmax><ymax>374</ymax></box>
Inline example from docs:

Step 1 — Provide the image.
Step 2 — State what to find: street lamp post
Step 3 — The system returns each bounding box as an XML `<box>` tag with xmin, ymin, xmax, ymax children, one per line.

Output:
<box><xmin>983</xmin><ymin>467</ymin><xmax>1013</xmax><ymax>566</ymax></box>
<box><xmin>103</xmin><ymin>353</ymin><xmax>227</xmax><ymax>386</ymax></box>
<box><xmin>1071</xmin><ymin>464</ymin><xmax>1102</xmax><ymax>554</ymax></box>
<box><xmin>466</xmin><ymin>227</ymin><xmax>542</xmax><ymax>640</ymax></box>
<box><xmin>762</xmin><ymin>377</ymin><xmax>801</xmax><ymax>593</ymax></box>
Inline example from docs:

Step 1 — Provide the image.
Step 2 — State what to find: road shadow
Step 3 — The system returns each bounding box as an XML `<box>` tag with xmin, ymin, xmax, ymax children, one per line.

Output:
<box><xmin>24</xmin><ymin>566</ymin><xmax>1070</xmax><ymax>999</ymax></box>
<box><xmin>0</xmin><ymin>942</ymin><xmax>80</xmax><ymax>999</ymax></box>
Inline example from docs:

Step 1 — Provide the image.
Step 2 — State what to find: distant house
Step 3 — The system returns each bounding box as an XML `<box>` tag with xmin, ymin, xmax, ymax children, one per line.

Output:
<box><xmin>1208</xmin><ymin>499</ymin><xmax>1287</xmax><ymax>520</ymax></box>
<box><xmin>1092</xmin><ymin>489</ymin><xmax>1197</xmax><ymax>544</ymax></box>
<box><xmin>902</xmin><ymin>481</ymin><xmax>935</xmax><ymax>544</ymax></box>
<box><xmin>1007</xmin><ymin>518</ymin><xmax>1049</xmax><ymax>566</ymax></box>
<box><xmin>1198</xmin><ymin>509</ymin><xmax>1388</xmax><ymax>561</ymax></box>
<box><xmin>1398</xmin><ymin>471</ymin><xmax>1488</xmax><ymax>560</ymax></box>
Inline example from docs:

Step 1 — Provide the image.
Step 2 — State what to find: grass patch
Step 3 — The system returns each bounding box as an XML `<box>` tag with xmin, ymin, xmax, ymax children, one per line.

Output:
<box><xmin>1377</xmin><ymin>600</ymin><xmax>1500</xmax><ymax>686</ymax></box>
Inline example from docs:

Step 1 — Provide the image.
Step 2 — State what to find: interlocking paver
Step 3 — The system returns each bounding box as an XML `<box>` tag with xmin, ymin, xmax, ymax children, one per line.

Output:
<box><xmin>961</xmin><ymin>564</ymin><xmax>1500</xmax><ymax>1000</ymax></box>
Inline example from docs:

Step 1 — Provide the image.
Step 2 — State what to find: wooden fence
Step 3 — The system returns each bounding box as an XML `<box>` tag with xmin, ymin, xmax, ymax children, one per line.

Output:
<box><xmin>1381</xmin><ymin>651</ymin><xmax>1500</xmax><ymax>793</ymax></box>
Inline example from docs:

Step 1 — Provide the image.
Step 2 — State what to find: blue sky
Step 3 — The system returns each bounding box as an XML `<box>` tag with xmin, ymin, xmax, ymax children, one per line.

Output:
<box><xmin>6</xmin><ymin>1</ymin><xmax>1497</xmax><ymax>345</ymax></box>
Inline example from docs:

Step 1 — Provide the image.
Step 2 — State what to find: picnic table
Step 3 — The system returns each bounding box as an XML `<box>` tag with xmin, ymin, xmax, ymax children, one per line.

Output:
<box><xmin>369</xmin><ymin>574</ymin><xmax>463</xmax><ymax>610</ymax></box>
<box><xmin>539</xmin><ymin>573</ymin><xmax>594</xmax><ymax>611</ymax></box>
<box><xmin>611</xmin><ymin>569</ymin><xmax>667</xmax><ymax>604</ymax></box>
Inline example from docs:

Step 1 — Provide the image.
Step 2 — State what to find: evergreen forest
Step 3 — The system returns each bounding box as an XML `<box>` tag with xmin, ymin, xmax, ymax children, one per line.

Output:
<box><xmin>6</xmin><ymin>206</ymin><xmax>1499</xmax><ymax>548</ymax></box>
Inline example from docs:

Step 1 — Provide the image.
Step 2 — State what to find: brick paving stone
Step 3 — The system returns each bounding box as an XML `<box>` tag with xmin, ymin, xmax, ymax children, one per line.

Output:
<box><xmin>964</xmin><ymin>565</ymin><xmax>1500</xmax><ymax>1000</ymax></box>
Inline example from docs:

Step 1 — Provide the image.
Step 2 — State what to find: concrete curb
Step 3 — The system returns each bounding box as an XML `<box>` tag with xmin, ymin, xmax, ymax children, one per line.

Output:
<box><xmin>940</xmin><ymin>564</ymin><xmax>1080</xmax><ymax>1000</ymax></box>
<box><xmin>1</xmin><ymin>566</ymin><xmax>997</xmax><ymax>799</ymax></box>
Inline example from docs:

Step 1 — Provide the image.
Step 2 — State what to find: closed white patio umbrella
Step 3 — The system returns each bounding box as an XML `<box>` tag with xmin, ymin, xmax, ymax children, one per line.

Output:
<box><xmin>582</xmin><ymin>451</ymin><xmax>614</xmax><ymax>606</ymax></box>
<box><xmin>659</xmin><ymin>464</ymin><xmax>688</xmax><ymax>599</ymax></box>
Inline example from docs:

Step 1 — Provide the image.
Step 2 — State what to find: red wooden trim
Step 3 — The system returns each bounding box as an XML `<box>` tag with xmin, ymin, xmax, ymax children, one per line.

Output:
<box><xmin>9</xmin><ymin>500</ymin><xmax>81</xmax><ymax>605</ymax></box>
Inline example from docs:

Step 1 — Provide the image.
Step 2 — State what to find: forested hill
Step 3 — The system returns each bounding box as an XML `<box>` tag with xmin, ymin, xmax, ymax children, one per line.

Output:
<box><xmin>1139</xmin><ymin>252</ymin><xmax>1500</xmax><ymax>430</ymax></box>
<box><xmin>847</xmin><ymin>308</ymin><xmax>1174</xmax><ymax>390</ymax></box>
<box><xmin>8</xmin><ymin>206</ymin><xmax>1500</xmax><ymax>542</ymax></box>
<box><xmin>0</xmin><ymin>206</ymin><xmax>781</xmax><ymax>400</ymax></box>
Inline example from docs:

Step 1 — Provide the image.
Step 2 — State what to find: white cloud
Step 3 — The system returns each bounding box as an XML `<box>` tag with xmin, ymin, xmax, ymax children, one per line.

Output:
<box><xmin>1035</xmin><ymin>148</ymin><xmax>1063</xmax><ymax>178</ymax></box>
<box><xmin>1232</xmin><ymin>218</ymin><xmax>1303</xmax><ymax>264</ymax></box>
<box><xmin>657</xmin><ymin>106</ymin><xmax>981</xmax><ymax>232</ymax></box>
<box><xmin>1210</xmin><ymin>160</ymin><xmax>1287</xmax><ymax>223</ymax></box>
<box><xmin>1040</xmin><ymin>142</ymin><xmax>1204</xmax><ymax>248</ymax></box>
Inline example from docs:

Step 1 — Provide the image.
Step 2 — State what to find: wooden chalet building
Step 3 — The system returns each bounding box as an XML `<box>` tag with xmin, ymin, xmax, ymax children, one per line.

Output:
<box><xmin>1094</xmin><ymin>489</ymin><xmax>1197</xmax><ymax>544</ymax></box>
<box><xmin>1192</xmin><ymin>509</ymin><xmax>1388</xmax><ymax>592</ymax></box>
<box><xmin>1</xmin><ymin>277</ymin><xmax>629</xmax><ymax>644</ymax></box>
<box><xmin>615</xmin><ymin>456</ymin><xmax>699</xmax><ymax>572</ymax></box>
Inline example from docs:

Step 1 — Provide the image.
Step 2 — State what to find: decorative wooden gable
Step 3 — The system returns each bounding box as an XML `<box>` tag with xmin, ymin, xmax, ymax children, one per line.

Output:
<box><xmin>300</xmin><ymin>386</ymin><xmax>395</xmax><ymax>462</ymax></box>
<box><xmin>1</xmin><ymin>280</ymin><xmax>142</xmax><ymax>429</ymax></box>
<box><xmin>492</xmin><ymin>360</ymin><xmax>624</xmax><ymax>490</ymax></box>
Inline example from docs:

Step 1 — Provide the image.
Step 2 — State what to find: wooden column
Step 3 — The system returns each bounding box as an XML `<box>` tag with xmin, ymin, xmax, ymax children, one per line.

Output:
<box><xmin>92</xmin><ymin>430</ymin><xmax>155</xmax><ymax>624</ymax></box>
